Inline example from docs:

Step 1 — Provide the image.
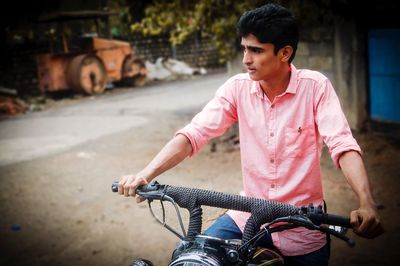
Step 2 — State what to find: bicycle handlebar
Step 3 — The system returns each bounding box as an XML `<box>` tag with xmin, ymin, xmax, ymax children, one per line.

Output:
<box><xmin>112</xmin><ymin>181</ymin><xmax>352</xmax><ymax>242</ymax></box>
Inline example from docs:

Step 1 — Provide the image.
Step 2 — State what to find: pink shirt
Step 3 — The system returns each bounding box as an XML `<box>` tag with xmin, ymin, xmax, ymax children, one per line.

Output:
<box><xmin>176</xmin><ymin>65</ymin><xmax>361</xmax><ymax>256</ymax></box>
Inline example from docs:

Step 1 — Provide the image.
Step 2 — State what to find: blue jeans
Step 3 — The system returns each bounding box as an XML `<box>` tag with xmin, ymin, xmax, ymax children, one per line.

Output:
<box><xmin>204</xmin><ymin>214</ymin><xmax>330</xmax><ymax>266</ymax></box>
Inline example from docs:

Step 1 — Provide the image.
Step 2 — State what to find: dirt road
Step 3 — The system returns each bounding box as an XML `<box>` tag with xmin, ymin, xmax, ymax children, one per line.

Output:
<box><xmin>0</xmin><ymin>74</ymin><xmax>399</xmax><ymax>266</ymax></box>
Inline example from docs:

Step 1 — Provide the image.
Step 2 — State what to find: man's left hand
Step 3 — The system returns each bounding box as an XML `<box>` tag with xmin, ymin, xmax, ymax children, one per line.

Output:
<box><xmin>350</xmin><ymin>205</ymin><xmax>384</xmax><ymax>239</ymax></box>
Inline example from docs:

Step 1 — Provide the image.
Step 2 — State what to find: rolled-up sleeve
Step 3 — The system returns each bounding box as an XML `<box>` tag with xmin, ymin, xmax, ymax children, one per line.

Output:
<box><xmin>176</xmin><ymin>79</ymin><xmax>238</xmax><ymax>156</ymax></box>
<box><xmin>314</xmin><ymin>79</ymin><xmax>362</xmax><ymax>168</ymax></box>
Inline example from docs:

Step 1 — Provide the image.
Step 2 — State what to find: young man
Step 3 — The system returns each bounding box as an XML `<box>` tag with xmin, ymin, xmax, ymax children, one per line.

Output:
<box><xmin>118</xmin><ymin>3</ymin><xmax>383</xmax><ymax>265</ymax></box>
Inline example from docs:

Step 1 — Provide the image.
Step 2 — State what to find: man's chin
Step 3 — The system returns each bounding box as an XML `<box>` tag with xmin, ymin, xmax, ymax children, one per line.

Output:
<box><xmin>248</xmin><ymin>73</ymin><xmax>260</xmax><ymax>81</ymax></box>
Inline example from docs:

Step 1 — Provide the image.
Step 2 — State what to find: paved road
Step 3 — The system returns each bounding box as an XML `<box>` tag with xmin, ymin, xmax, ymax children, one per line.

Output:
<box><xmin>0</xmin><ymin>73</ymin><xmax>228</xmax><ymax>167</ymax></box>
<box><xmin>0</xmin><ymin>73</ymin><xmax>242</xmax><ymax>266</ymax></box>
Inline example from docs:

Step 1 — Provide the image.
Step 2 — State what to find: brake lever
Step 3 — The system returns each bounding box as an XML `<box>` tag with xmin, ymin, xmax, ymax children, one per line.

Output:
<box><xmin>261</xmin><ymin>215</ymin><xmax>355</xmax><ymax>247</ymax></box>
<box><xmin>319</xmin><ymin>225</ymin><xmax>355</xmax><ymax>247</ymax></box>
<box><xmin>148</xmin><ymin>196</ymin><xmax>187</xmax><ymax>240</ymax></box>
<box><xmin>291</xmin><ymin>214</ymin><xmax>355</xmax><ymax>247</ymax></box>
<box><xmin>136</xmin><ymin>182</ymin><xmax>167</xmax><ymax>200</ymax></box>
<box><xmin>137</xmin><ymin>189</ymin><xmax>165</xmax><ymax>201</ymax></box>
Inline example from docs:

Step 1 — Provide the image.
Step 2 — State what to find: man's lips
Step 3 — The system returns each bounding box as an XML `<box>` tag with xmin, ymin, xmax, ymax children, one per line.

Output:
<box><xmin>247</xmin><ymin>67</ymin><xmax>256</xmax><ymax>73</ymax></box>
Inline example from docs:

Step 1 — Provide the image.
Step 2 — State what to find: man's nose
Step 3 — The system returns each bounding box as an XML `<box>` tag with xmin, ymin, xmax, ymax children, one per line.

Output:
<box><xmin>242</xmin><ymin>50</ymin><xmax>252</xmax><ymax>65</ymax></box>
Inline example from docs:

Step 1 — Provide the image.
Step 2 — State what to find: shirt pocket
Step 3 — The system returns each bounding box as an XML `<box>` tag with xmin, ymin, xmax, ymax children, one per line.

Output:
<box><xmin>284</xmin><ymin>125</ymin><xmax>316</xmax><ymax>158</ymax></box>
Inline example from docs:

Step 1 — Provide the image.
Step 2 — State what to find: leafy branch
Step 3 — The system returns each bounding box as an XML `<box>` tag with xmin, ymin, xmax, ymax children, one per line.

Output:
<box><xmin>130</xmin><ymin>0</ymin><xmax>335</xmax><ymax>62</ymax></box>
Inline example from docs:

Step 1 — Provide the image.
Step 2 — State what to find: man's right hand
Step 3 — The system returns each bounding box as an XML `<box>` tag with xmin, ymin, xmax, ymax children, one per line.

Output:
<box><xmin>116</xmin><ymin>135</ymin><xmax>192</xmax><ymax>203</ymax></box>
<box><xmin>118</xmin><ymin>175</ymin><xmax>148</xmax><ymax>203</ymax></box>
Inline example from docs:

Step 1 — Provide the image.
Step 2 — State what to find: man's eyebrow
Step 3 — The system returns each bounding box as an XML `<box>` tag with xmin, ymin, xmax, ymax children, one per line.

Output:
<box><xmin>240</xmin><ymin>44</ymin><xmax>264</xmax><ymax>51</ymax></box>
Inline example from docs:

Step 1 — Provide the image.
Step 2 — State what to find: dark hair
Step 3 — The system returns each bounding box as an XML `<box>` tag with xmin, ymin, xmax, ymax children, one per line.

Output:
<box><xmin>237</xmin><ymin>3</ymin><xmax>299</xmax><ymax>63</ymax></box>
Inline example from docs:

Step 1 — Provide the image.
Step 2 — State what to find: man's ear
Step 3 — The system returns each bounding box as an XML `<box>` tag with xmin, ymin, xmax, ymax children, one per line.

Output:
<box><xmin>279</xmin><ymin>46</ymin><xmax>293</xmax><ymax>63</ymax></box>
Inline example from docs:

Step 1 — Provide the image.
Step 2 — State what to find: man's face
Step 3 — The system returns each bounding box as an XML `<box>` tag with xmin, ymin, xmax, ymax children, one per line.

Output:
<box><xmin>241</xmin><ymin>34</ymin><xmax>284</xmax><ymax>81</ymax></box>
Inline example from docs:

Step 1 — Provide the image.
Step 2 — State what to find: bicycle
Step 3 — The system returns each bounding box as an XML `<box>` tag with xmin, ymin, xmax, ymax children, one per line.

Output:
<box><xmin>111</xmin><ymin>181</ymin><xmax>354</xmax><ymax>265</ymax></box>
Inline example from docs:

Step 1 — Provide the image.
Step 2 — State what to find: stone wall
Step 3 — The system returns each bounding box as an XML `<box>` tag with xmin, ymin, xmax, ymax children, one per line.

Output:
<box><xmin>292</xmin><ymin>26</ymin><xmax>335</xmax><ymax>82</ymax></box>
<box><xmin>130</xmin><ymin>33</ymin><xmax>225</xmax><ymax>69</ymax></box>
<box><xmin>333</xmin><ymin>17</ymin><xmax>368</xmax><ymax>130</ymax></box>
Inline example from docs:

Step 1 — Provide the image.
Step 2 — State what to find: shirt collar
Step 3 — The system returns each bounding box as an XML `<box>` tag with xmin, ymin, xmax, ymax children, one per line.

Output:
<box><xmin>286</xmin><ymin>64</ymin><xmax>298</xmax><ymax>94</ymax></box>
<box><xmin>250</xmin><ymin>82</ymin><xmax>264</xmax><ymax>99</ymax></box>
<box><xmin>250</xmin><ymin>64</ymin><xmax>298</xmax><ymax>98</ymax></box>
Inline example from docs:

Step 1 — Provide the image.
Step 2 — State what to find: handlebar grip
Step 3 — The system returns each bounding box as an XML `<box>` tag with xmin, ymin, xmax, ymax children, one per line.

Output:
<box><xmin>111</xmin><ymin>180</ymin><xmax>164</xmax><ymax>200</ymax></box>
<box><xmin>111</xmin><ymin>181</ymin><xmax>150</xmax><ymax>193</ymax></box>
<box><xmin>322</xmin><ymin>213</ymin><xmax>352</xmax><ymax>228</ymax></box>
<box><xmin>111</xmin><ymin>181</ymin><xmax>119</xmax><ymax>192</ymax></box>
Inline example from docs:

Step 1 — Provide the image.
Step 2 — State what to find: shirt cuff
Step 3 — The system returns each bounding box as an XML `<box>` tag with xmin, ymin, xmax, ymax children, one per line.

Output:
<box><xmin>331</xmin><ymin>145</ymin><xmax>362</xmax><ymax>168</ymax></box>
<box><xmin>175</xmin><ymin>127</ymin><xmax>201</xmax><ymax>157</ymax></box>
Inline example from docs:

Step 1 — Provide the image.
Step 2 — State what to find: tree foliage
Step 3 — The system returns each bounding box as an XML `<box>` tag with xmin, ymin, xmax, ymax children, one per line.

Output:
<box><xmin>130</xmin><ymin>0</ymin><xmax>335</xmax><ymax>62</ymax></box>
<box><xmin>130</xmin><ymin>0</ymin><xmax>267</xmax><ymax>62</ymax></box>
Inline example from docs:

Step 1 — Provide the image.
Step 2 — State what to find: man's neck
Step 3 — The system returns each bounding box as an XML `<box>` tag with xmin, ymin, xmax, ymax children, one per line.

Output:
<box><xmin>259</xmin><ymin>68</ymin><xmax>291</xmax><ymax>103</ymax></box>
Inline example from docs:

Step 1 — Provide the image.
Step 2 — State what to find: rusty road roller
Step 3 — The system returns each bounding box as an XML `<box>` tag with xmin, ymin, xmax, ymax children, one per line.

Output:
<box><xmin>36</xmin><ymin>11</ymin><xmax>147</xmax><ymax>95</ymax></box>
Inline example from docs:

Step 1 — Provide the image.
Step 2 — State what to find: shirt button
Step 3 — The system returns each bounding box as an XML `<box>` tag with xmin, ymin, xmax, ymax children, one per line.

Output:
<box><xmin>270</xmin><ymin>159</ymin><xmax>274</xmax><ymax>163</ymax></box>
<box><xmin>271</xmin><ymin>184</ymin><xmax>275</xmax><ymax>189</ymax></box>
<box><xmin>270</xmin><ymin>132</ymin><xmax>274</xmax><ymax>137</ymax></box>
<box><xmin>271</xmin><ymin>104</ymin><xmax>275</xmax><ymax>108</ymax></box>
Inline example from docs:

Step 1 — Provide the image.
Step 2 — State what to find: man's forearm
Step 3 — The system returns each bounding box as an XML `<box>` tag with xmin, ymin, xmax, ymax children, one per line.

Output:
<box><xmin>136</xmin><ymin>134</ymin><xmax>193</xmax><ymax>182</ymax></box>
<box><xmin>338</xmin><ymin>150</ymin><xmax>376</xmax><ymax>207</ymax></box>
